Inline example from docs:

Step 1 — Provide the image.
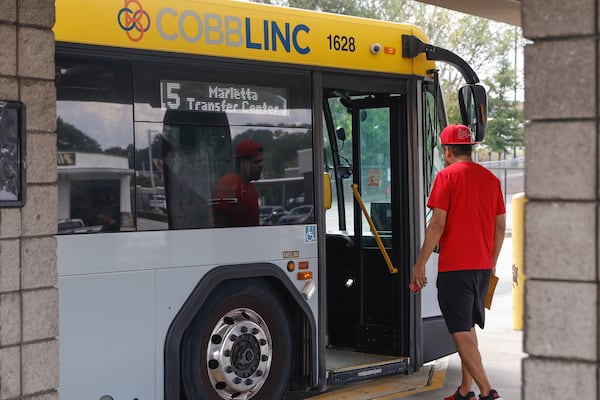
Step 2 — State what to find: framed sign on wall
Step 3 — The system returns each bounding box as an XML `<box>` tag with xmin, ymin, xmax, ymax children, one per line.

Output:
<box><xmin>0</xmin><ymin>101</ymin><xmax>26</xmax><ymax>207</ymax></box>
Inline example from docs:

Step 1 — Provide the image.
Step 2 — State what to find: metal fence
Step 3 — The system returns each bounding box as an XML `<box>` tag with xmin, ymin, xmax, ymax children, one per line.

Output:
<box><xmin>480</xmin><ymin>157</ymin><xmax>525</xmax><ymax>232</ymax></box>
<box><xmin>481</xmin><ymin>157</ymin><xmax>525</xmax><ymax>203</ymax></box>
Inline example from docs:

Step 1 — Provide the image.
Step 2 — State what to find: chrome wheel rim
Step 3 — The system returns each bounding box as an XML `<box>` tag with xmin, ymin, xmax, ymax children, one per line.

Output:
<box><xmin>206</xmin><ymin>308</ymin><xmax>273</xmax><ymax>400</ymax></box>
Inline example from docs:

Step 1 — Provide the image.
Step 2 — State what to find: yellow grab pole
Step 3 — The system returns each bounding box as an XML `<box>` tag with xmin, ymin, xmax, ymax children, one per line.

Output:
<box><xmin>351</xmin><ymin>183</ymin><xmax>398</xmax><ymax>274</ymax></box>
<box><xmin>511</xmin><ymin>192</ymin><xmax>527</xmax><ymax>330</ymax></box>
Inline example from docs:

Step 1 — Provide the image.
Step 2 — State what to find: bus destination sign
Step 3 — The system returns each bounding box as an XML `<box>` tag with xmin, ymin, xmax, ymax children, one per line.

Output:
<box><xmin>160</xmin><ymin>80</ymin><xmax>289</xmax><ymax>115</ymax></box>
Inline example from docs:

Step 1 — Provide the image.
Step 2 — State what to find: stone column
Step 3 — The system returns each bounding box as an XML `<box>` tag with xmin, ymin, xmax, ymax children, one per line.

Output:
<box><xmin>522</xmin><ymin>0</ymin><xmax>599</xmax><ymax>397</ymax></box>
<box><xmin>0</xmin><ymin>1</ymin><xmax>58</xmax><ymax>399</ymax></box>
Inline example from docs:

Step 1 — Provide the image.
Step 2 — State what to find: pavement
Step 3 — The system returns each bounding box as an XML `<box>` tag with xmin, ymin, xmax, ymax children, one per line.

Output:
<box><xmin>404</xmin><ymin>235</ymin><xmax>524</xmax><ymax>400</ymax></box>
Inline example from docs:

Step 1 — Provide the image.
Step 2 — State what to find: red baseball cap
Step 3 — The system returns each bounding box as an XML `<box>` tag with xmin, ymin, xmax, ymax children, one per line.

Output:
<box><xmin>235</xmin><ymin>140</ymin><xmax>263</xmax><ymax>159</ymax></box>
<box><xmin>440</xmin><ymin>124</ymin><xmax>479</xmax><ymax>145</ymax></box>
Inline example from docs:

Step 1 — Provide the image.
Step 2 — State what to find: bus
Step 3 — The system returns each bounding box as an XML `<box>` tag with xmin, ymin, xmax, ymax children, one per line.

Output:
<box><xmin>53</xmin><ymin>0</ymin><xmax>487</xmax><ymax>399</ymax></box>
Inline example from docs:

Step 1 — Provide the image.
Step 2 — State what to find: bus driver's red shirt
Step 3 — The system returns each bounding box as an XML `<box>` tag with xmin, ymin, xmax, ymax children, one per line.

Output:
<box><xmin>427</xmin><ymin>162</ymin><xmax>505</xmax><ymax>272</ymax></box>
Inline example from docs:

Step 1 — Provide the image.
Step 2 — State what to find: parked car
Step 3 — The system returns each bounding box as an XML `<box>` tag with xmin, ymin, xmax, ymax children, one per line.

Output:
<box><xmin>259</xmin><ymin>205</ymin><xmax>287</xmax><ymax>225</ymax></box>
<box><xmin>58</xmin><ymin>218</ymin><xmax>104</xmax><ymax>234</ymax></box>
<box><xmin>277</xmin><ymin>205</ymin><xmax>314</xmax><ymax>225</ymax></box>
<box><xmin>148</xmin><ymin>193</ymin><xmax>167</xmax><ymax>212</ymax></box>
<box><xmin>58</xmin><ymin>218</ymin><xmax>85</xmax><ymax>234</ymax></box>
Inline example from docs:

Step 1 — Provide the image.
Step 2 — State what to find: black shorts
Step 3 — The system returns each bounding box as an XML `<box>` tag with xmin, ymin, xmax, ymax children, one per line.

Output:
<box><xmin>437</xmin><ymin>269</ymin><xmax>491</xmax><ymax>333</ymax></box>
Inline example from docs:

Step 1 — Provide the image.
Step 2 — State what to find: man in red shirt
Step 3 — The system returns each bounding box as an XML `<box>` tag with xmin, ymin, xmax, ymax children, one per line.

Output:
<box><xmin>212</xmin><ymin>140</ymin><xmax>264</xmax><ymax>227</ymax></box>
<box><xmin>411</xmin><ymin>124</ymin><xmax>506</xmax><ymax>400</ymax></box>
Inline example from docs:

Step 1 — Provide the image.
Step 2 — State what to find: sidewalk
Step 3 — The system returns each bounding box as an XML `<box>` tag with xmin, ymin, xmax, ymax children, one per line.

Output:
<box><xmin>406</xmin><ymin>236</ymin><xmax>524</xmax><ymax>399</ymax></box>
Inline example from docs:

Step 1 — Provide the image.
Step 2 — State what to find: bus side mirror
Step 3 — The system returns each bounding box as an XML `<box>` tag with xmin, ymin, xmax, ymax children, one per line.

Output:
<box><xmin>458</xmin><ymin>84</ymin><xmax>487</xmax><ymax>142</ymax></box>
<box><xmin>323</xmin><ymin>172</ymin><xmax>332</xmax><ymax>210</ymax></box>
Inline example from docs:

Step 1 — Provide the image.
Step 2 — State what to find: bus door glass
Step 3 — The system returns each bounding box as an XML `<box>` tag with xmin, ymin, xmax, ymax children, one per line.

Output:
<box><xmin>421</xmin><ymin>83</ymin><xmax>446</xmax><ymax>318</ymax></box>
<box><xmin>324</xmin><ymin>89</ymin><xmax>410</xmax><ymax>357</ymax></box>
<box><xmin>418</xmin><ymin>82</ymin><xmax>456</xmax><ymax>364</ymax></box>
<box><xmin>351</xmin><ymin>96</ymin><xmax>409</xmax><ymax>356</ymax></box>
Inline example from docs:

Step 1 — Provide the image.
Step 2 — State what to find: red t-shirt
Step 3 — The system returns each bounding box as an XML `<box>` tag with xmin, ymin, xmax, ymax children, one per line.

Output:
<box><xmin>212</xmin><ymin>172</ymin><xmax>259</xmax><ymax>227</ymax></box>
<box><xmin>427</xmin><ymin>162</ymin><xmax>505</xmax><ymax>272</ymax></box>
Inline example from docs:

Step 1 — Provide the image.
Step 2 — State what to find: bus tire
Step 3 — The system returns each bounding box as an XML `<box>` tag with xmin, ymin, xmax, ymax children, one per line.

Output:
<box><xmin>181</xmin><ymin>279</ymin><xmax>293</xmax><ymax>400</ymax></box>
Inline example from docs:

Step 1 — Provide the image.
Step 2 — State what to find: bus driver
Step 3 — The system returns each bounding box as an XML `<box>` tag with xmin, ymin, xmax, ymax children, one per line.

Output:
<box><xmin>212</xmin><ymin>140</ymin><xmax>264</xmax><ymax>227</ymax></box>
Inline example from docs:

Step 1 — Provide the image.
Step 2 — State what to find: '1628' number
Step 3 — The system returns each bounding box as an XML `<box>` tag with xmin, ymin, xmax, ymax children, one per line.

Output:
<box><xmin>327</xmin><ymin>35</ymin><xmax>356</xmax><ymax>52</ymax></box>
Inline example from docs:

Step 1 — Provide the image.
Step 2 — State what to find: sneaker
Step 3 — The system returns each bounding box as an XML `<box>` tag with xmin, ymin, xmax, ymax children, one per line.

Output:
<box><xmin>479</xmin><ymin>389</ymin><xmax>503</xmax><ymax>400</ymax></box>
<box><xmin>444</xmin><ymin>387</ymin><xmax>476</xmax><ymax>400</ymax></box>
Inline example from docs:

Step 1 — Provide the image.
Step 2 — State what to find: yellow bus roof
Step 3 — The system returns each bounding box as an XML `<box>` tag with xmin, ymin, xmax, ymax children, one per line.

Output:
<box><xmin>54</xmin><ymin>0</ymin><xmax>436</xmax><ymax>76</ymax></box>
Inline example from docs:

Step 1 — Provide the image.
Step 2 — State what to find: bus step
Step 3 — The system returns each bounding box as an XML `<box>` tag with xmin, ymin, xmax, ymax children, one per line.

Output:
<box><xmin>326</xmin><ymin>357</ymin><xmax>409</xmax><ymax>385</ymax></box>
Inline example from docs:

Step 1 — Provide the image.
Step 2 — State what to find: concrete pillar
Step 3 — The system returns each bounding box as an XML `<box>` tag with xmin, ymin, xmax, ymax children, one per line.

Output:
<box><xmin>0</xmin><ymin>1</ymin><xmax>58</xmax><ymax>399</ymax></box>
<box><xmin>522</xmin><ymin>0</ymin><xmax>599</xmax><ymax>397</ymax></box>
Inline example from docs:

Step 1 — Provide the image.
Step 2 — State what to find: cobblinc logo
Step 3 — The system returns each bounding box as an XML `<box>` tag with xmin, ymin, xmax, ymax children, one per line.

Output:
<box><xmin>117</xmin><ymin>0</ymin><xmax>151</xmax><ymax>42</ymax></box>
<box><xmin>115</xmin><ymin>0</ymin><xmax>310</xmax><ymax>54</ymax></box>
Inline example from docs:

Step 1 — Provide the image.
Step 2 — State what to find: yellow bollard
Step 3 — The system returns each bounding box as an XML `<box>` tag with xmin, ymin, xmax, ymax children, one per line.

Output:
<box><xmin>511</xmin><ymin>192</ymin><xmax>527</xmax><ymax>331</ymax></box>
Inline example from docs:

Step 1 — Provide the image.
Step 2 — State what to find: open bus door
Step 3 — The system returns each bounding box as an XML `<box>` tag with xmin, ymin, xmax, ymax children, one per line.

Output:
<box><xmin>321</xmin><ymin>73</ymin><xmax>447</xmax><ymax>385</ymax></box>
<box><xmin>340</xmin><ymin>94</ymin><xmax>410</xmax><ymax>358</ymax></box>
<box><xmin>320</xmin><ymin>36</ymin><xmax>489</xmax><ymax>386</ymax></box>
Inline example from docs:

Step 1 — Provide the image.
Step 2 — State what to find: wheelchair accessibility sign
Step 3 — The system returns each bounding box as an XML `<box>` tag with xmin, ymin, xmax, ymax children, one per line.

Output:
<box><xmin>305</xmin><ymin>225</ymin><xmax>317</xmax><ymax>243</ymax></box>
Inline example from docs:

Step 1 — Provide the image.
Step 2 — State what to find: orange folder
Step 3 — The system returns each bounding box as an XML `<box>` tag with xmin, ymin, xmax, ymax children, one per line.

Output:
<box><xmin>484</xmin><ymin>275</ymin><xmax>499</xmax><ymax>310</ymax></box>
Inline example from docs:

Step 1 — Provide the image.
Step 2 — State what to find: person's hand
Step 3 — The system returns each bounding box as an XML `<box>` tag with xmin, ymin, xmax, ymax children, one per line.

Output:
<box><xmin>411</xmin><ymin>263</ymin><xmax>428</xmax><ymax>291</ymax></box>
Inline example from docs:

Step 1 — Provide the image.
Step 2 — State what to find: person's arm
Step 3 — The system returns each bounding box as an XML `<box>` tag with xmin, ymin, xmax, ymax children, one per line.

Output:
<box><xmin>411</xmin><ymin>207</ymin><xmax>447</xmax><ymax>289</ymax></box>
<box><xmin>491</xmin><ymin>213</ymin><xmax>506</xmax><ymax>274</ymax></box>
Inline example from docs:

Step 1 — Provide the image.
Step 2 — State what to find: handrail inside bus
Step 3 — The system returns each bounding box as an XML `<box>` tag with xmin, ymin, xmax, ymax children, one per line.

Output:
<box><xmin>351</xmin><ymin>183</ymin><xmax>399</xmax><ymax>275</ymax></box>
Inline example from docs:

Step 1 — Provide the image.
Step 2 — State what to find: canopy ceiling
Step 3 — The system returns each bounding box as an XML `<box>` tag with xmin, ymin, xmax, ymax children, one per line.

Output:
<box><xmin>416</xmin><ymin>0</ymin><xmax>521</xmax><ymax>26</ymax></box>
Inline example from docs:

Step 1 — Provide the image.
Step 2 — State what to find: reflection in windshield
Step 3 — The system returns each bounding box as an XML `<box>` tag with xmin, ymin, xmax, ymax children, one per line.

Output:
<box><xmin>56</xmin><ymin>54</ymin><xmax>316</xmax><ymax>234</ymax></box>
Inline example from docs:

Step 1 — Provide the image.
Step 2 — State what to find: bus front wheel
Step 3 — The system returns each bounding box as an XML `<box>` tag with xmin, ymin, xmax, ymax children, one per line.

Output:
<box><xmin>181</xmin><ymin>279</ymin><xmax>293</xmax><ymax>400</ymax></box>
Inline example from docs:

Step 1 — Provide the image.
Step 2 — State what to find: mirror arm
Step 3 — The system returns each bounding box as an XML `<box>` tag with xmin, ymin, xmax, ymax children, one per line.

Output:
<box><xmin>402</xmin><ymin>35</ymin><xmax>480</xmax><ymax>85</ymax></box>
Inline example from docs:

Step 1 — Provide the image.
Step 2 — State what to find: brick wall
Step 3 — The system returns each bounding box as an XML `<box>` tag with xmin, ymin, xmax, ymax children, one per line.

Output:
<box><xmin>0</xmin><ymin>1</ymin><xmax>58</xmax><ymax>399</ymax></box>
<box><xmin>522</xmin><ymin>0</ymin><xmax>599</xmax><ymax>397</ymax></box>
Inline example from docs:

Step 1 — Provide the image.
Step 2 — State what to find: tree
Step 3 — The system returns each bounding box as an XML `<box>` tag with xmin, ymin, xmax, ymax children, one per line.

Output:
<box><xmin>233</xmin><ymin>128</ymin><xmax>313</xmax><ymax>179</ymax></box>
<box><xmin>253</xmin><ymin>0</ymin><xmax>378</xmax><ymax>16</ymax></box>
<box><xmin>483</xmin><ymin>28</ymin><xmax>524</xmax><ymax>158</ymax></box>
<box><xmin>57</xmin><ymin>117</ymin><xmax>102</xmax><ymax>152</ymax></box>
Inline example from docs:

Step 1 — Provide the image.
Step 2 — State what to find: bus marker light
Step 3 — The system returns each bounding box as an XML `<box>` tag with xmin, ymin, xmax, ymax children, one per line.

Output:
<box><xmin>287</xmin><ymin>261</ymin><xmax>295</xmax><ymax>272</ymax></box>
<box><xmin>384</xmin><ymin>47</ymin><xmax>396</xmax><ymax>55</ymax></box>
<box><xmin>301</xmin><ymin>280</ymin><xmax>316</xmax><ymax>300</ymax></box>
<box><xmin>298</xmin><ymin>261</ymin><xmax>309</xmax><ymax>270</ymax></box>
<box><xmin>297</xmin><ymin>271</ymin><xmax>312</xmax><ymax>280</ymax></box>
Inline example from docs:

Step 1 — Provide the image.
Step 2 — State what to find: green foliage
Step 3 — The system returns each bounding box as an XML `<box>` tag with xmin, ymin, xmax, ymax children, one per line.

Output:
<box><xmin>229</xmin><ymin>129</ymin><xmax>313</xmax><ymax>179</ymax></box>
<box><xmin>57</xmin><ymin>117</ymin><xmax>102</xmax><ymax>152</ymax></box>
<box><xmin>254</xmin><ymin>0</ymin><xmax>380</xmax><ymax>16</ymax></box>
<box><xmin>483</xmin><ymin>29</ymin><xmax>524</xmax><ymax>155</ymax></box>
